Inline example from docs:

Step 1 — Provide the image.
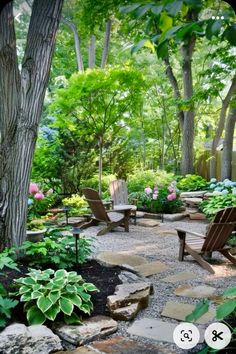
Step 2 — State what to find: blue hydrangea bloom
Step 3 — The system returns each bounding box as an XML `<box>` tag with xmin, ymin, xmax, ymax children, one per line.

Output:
<box><xmin>209</xmin><ymin>183</ymin><xmax>216</xmax><ymax>189</ymax></box>
<box><xmin>210</xmin><ymin>178</ymin><xmax>217</xmax><ymax>183</ymax></box>
<box><xmin>221</xmin><ymin>189</ymin><xmax>229</xmax><ymax>195</ymax></box>
<box><xmin>28</xmin><ymin>198</ymin><xmax>34</xmax><ymax>205</ymax></box>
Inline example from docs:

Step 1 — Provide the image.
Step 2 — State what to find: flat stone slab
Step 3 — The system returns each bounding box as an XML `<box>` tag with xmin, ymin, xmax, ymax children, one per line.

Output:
<box><xmin>180</xmin><ymin>191</ymin><xmax>207</xmax><ymax>198</ymax></box>
<box><xmin>91</xmin><ymin>336</ymin><xmax>174</xmax><ymax>354</ymax></box>
<box><xmin>136</xmin><ymin>211</ymin><xmax>145</xmax><ymax>218</ymax></box>
<box><xmin>189</xmin><ymin>213</ymin><xmax>207</xmax><ymax>220</ymax></box>
<box><xmin>183</xmin><ymin>198</ymin><xmax>202</xmax><ymax>206</ymax></box>
<box><xmin>163</xmin><ymin>213</ymin><xmax>186</xmax><ymax>221</ymax></box>
<box><xmin>143</xmin><ymin>212</ymin><xmax>161</xmax><ymax>219</ymax></box>
<box><xmin>161</xmin><ymin>301</ymin><xmax>215</xmax><ymax>324</ymax></box>
<box><xmin>134</xmin><ymin>261</ymin><xmax>169</xmax><ymax>277</ymax></box>
<box><xmin>136</xmin><ymin>218</ymin><xmax>160</xmax><ymax>227</ymax></box>
<box><xmin>54</xmin><ymin>316</ymin><xmax>117</xmax><ymax>345</ymax></box>
<box><xmin>174</xmin><ymin>284</ymin><xmax>216</xmax><ymax>298</ymax></box>
<box><xmin>96</xmin><ymin>251</ymin><xmax>147</xmax><ymax>268</ymax></box>
<box><xmin>55</xmin><ymin>348</ymin><xmax>97</xmax><ymax>354</ymax></box>
<box><xmin>159</xmin><ymin>229</ymin><xmax>177</xmax><ymax>236</ymax></box>
<box><xmin>161</xmin><ymin>271</ymin><xmax>197</xmax><ymax>283</ymax></box>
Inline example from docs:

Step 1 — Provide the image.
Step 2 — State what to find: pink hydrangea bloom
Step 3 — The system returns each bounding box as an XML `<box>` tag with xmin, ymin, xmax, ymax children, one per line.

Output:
<box><xmin>29</xmin><ymin>182</ymin><xmax>38</xmax><ymax>194</ymax></box>
<box><xmin>168</xmin><ymin>186</ymin><xmax>174</xmax><ymax>192</ymax></box>
<box><xmin>144</xmin><ymin>187</ymin><xmax>152</xmax><ymax>195</ymax></box>
<box><xmin>34</xmin><ymin>191</ymin><xmax>44</xmax><ymax>200</ymax></box>
<box><xmin>152</xmin><ymin>193</ymin><xmax>158</xmax><ymax>200</ymax></box>
<box><xmin>167</xmin><ymin>193</ymin><xmax>176</xmax><ymax>201</ymax></box>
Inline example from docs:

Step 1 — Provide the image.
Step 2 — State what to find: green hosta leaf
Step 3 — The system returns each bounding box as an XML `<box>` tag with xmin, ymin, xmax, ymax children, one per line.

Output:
<box><xmin>67</xmin><ymin>272</ymin><xmax>82</xmax><ymax>283</ymax></box>
<box><xmin>55</xmin><ymin>269</ymin><xmax>67</xmax><ymax>279</ymax></box>
<box><xmin>80</xmin><ymin>303</ymin><xmax>91</xmax><ymax>315</ymax></box>
<box><xmin>31</xmin><ymin>290</ymin><xmax>43</xmax><ymax>300</ymax></box>
<box><xmin>186</xmin><ymin>300</ymin><xmax>210</xmax><ymax>322</ymax></box>
<box><xmin>64</xmin><ymin>312</ymin><xmax>82</xmax><ymax>325</ymax></box>
<box><xmin>63</xmin><ymin>293</ymin><xmax>82</xmax><ymax>308</ymax></box>
<box><xmin>43</xmin><ymin>269</ymin><xmax>55</xmax><ymax>276</ymax></box>
<box><xmin>44</xmin><ymin>303</ymin><xmax>60</xmax><ymax>321</ymax></box>
<box><xmin>18</xmin><ymin>277</ymin><xmax>36</xmax><ymax>286</ymax></box>
<box><xmin>32</xmin><ymin>284</ymin><xmax>41</xmax><ymax>291</ymax></box>
<box><xmin>78</xmin><ymin>290</ymin><xmax>91</xmax><ymax>302</ymax></box>
<box><xmin>37</xmin><ymin>295</ymin><xmax>53</xmax><ymax>313</ymax></box>
<box><xmin>66</xmin><ymin>285</ymin><xmax>77</xmax><ymax>293</ymax></box>
<box><xmin>19</xmin><ymin>285</ymin><xmax>31</xmax><ymax>294</ymax></box>
<box><xmin>120</xmin><ymin>4</ymin><xmax>140</xmax><ymax>14</ymax></box>
<box><xmin>59</xmin><ymin>297</ymin><xmax>74</xmax><ymax>316</ymax></box>
<box><xmin>83</xmin><ymin>283</ymin><xmax>99</xmax><ymax>292</ymax></box>
<box><xmin>27</xmin><ymin>305</ymin><xmax>46</xmax><ymax>325</ymax></box>
<box><xmin>48</xmin><ymin>290</ymin><xmax>60</xmax><ymax>304</ymax></box>
<box><xmin>20</xmin><ymin>292</ymin><xmax>32</xmax><ymax>302</ymax></box>
<box><xmin>223</xmin><ymin>287</ymin><xmax>236</xmax><ymax>298</ymax></box>
<box><xmin>216</xmin><ymin>300</ymin><xmax>236</xmax><ymax>320</ymax></box>
<box><xmin>53</xmin><ymin>278</ymin><xmax>66</xmax><ymax>288</ymax></box>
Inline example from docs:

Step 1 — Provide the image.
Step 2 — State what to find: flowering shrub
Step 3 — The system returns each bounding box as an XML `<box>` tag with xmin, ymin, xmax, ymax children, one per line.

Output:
<box><xmin>130</xmin><ymin>181</ymin><xmax>182</xmax><ymax>213</ymax></box>
<box><xmin>62</xmin><ymin>194</ymin><xmax>89</xmax><ymax>216</ymax></box>
<box><xmin>28</xmin><ymin>182</ymin><xmax>55</xmax><ymax>222</ymax></box>
<box><xmin>177</xmin><ymin>174</ymin><xmax>208</xmax><ymax>192</ymax></box>
<box><xmin>208</xmin><ymin>178</ymin><xmax>236</xmax><ymax>196</ymax></box>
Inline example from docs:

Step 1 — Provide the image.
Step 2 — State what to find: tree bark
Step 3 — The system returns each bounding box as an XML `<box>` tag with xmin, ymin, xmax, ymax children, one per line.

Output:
<box><xmin>88</xmin><ymin>34</ymin><xmax>96</xmax><ymax>69</ymax></box>
<box><xmin>221</xmin><ymin>102</ymin><xmax>236</xmax><ymax>180</ymax></box>
<box><xmin>164</xmin><ymin>55</ymin><xmax>184</xmax><ymax>130</ymax></box>
<box><xmin>180</xmin><ymin>36</ymin><xmax>196</xmax><ymax>175</ymax></box>
<box><xmin>210</xmin><ymin>74</ymin><xmax>236</xmax><ymax>178</ymax></box>
<box><xmin>0</xmin><ymin>0</ymin><xmax>64</xmax><ymax>250</ymax></box>
<box><xmin>61</xmin><ymin>17</ymin><xmax>84</xmax><ymax>72</ymax></box>
<box><xmin>101</xmin><ymin>19</ymin><xmax>112</xmax><ymax>69</ymax></box>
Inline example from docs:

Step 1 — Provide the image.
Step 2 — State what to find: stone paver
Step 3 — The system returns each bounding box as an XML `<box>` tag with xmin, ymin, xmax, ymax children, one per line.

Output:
<box><xmin>189</xmin><ymin>213</ymin><xmax>207</xmax><ymax>220</ymax></box>
<box><xmin>159</xmin><ymin>229</ymin><xmax>177</xmax><ymax>236</ymax></box>
<box><xmin>136</xmin><ymin>219</ymin><xmax>160</xmax><ymax>227</ymax></box>
<box><xmin>136</xmin><ymin>211</ymin><xmax>145</xmax><ymax>218</ymax></box>
<box><xmin>163</xmin><ymin>213</ymin><xmax>186</xmax><ymax>222</ymax></box>
<box><xmin>161</xmin><ymin>271</ymin><xmax>197</xmax><ymax>283</ymax></box>
<box><xmin>183</xmin><ymin>198</ymin><xmax>202</xmax><ymax>206</ymax></box>
<box><xmin>96</xmin><ymin>251</ymin><xmax>147</xmax><ymax>267</ymax></box>
<box><xmin>180</xmin><ymin>191</ymin><xmax>207</xmax><ymax>198</ymax></box>
<box><xmin>134</xmin><ymin>261</ymin><xmax>169</xmax><ymax>277</ymax></box>
<box><xmin>91</xmin><ymin>336</ymin><xmax>174</xmax><ymax>354</ymax></box>
<box><xmin>161</xmin><ymin>301</ymin><xmax>215</xmax><ymax>324</ymax></box>
<box><xmin>174</xmin><ymin>284</ymin><xmax>216</xmax><ymax>298</ymax></box>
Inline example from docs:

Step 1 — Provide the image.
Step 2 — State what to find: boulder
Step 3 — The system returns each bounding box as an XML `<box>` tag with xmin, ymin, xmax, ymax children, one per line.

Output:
<box><xmin>0</xmin><ymin>323</ymin><xmax>62</xmax><ymax>354</ymax></box>
<box><xmin>182</xmin><ymin>197</ymin><xmax>202</xmax><ymax>206</ymax></box>
<box><xmin>136</xmin><ymin>219</ymin><xmax>160</xmax><ymax>227</ymax></box>
<box><xmin>53</xmin><ymin>316</ymin><xmax>117</xmax><ymax>346</ymax></box>
<box><xmin>111</xmin><ymin>303</ymin><xmax>140</xmax><ymax>321</ymax></box>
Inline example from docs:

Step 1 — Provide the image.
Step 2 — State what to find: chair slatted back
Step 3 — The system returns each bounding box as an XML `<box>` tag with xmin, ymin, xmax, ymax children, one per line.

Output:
<box><xmin>82</xmin><ymin>188</ymin><xmax>110</xmax><ymax>222</ymax></box>
<box><xmin>202</xmin><ymin>206</ymin><xmax>236</xmax><ymax>252</ymax></box>
<box><xmin>109</xmin><ymin>180</ymin><xmax>128</xmax><ymax>205</ymax></box>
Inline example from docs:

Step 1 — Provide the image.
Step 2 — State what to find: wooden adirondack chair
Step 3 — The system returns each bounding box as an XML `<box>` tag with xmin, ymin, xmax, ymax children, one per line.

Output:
<box><xmin>176</xmin><ymin>206</ymin><xmax>236</xmax><ymax>274</ymax></box>
<box><xmin>109</xmin><ymin>179</ymin><xmax>137</xmax><ymax>225</ymax></box>
<box><xmin>81</xmin><ymin>188</ymin><xmax>131</xmax><ymax>236</ymax></box>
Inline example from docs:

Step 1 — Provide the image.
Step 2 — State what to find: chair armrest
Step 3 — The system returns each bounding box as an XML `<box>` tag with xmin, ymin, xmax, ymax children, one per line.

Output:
<box><xmin>176</xmin><ymin>228</ymin><xmax>206</xmax><ymax>239</ymax></box>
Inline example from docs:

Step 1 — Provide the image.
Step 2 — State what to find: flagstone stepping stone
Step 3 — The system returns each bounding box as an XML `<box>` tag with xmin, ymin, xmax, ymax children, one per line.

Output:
<box><xmin>159</xmin><ymin>229</ymin><xmax>177</xmax><ymax>235</ymax></box>
<box><xmin>136</xmin><ymin>218</ymin><xmax>160</xmax><ymax>227</ymax></box>
<box><xmin>53</xmin><ymin>316</ymin><xmax>117</xmax><ymax>346</ymax></box>
<box><xmin>180</xmin><ymin>191</ymin><xmax>207</xmax><ymax>198</ymax></box>
<box><xmin>107</xmin><ymin>282</ymin><xmax>151</xmax><ymax>320</ymax></box>
<box><xmin>0</xmin><ymin>323</ymin><xmax>63</xmax><ymax>354</ymax></box>
<box><xmin>161</xmin><ymin>271</ymin><xmax>197</xmax><ymax>283</ymax></box>
<box><xmin>163</xmin><ymin>213</ymin><xmax>186</xmax><ymax>221</ymax></box>
<box><xmin>134</xmin><ymin>261</ymin><xmax>169</xmax><ymax>277</ymax></box>
<box><xmin>189</xmin><ymin>213</ymin><xmax>207</xmax><ymax>220</ymax></box>
<box><xmin>90</xmin><ymin>335</ymin><xmax>174</xmax><ymax>354</ymax></box>
<box><xmin>183</xmin><ymin>198</ymin><xmax>202</xmax><ymax>206</ymax></box>
<box><xmin>127</xmin><ymin>318</ymin><xmax>204</xmax><ymax>344</ymax></box>
<box><xmin>96</xmin><ymin>251</ymin><xmax>147</xmax><ymax>268</ymax></box>
<box><xmin>161</xmin><ymin>301</ymin><xmax>215</xmax><ymax>324</ymax></box>
<box><xmin>174</xmin><ymin>284</ymin><xmax>216</xmax><ymax>298</ymax></box>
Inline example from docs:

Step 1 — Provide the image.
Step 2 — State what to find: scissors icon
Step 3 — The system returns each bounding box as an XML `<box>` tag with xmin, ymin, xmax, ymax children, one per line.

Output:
<box><xmin>212</xmin><ymin>330</ymin><xmax>223</xmax><ymax>341</ymax></box>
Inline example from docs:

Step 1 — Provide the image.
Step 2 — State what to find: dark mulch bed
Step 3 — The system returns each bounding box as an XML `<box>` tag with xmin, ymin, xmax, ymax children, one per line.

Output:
<box><xmin>0</xmin><ymin>260</ymin><xmax>122</xmax><ymax>326</ymax></box>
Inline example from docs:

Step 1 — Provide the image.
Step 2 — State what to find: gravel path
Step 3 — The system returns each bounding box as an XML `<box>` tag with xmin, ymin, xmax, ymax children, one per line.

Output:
<box><xmin>82</xmin><ymin>218</ymin><xmax>236</xmax><ymax>353</ymax></box>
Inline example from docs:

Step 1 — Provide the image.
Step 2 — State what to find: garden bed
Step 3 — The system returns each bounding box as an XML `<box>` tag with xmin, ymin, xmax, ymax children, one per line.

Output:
<box><xmin>0</xmin><ymin>260</ymin><xmax>122</xmax><ymax>326</ymax></box>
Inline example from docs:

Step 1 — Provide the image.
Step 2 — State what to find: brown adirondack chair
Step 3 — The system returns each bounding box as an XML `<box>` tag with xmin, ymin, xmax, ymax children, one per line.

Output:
<box><xmin>81</xmin><ymin>188</ymin><xmax>131</xmax><ymax>236</ymax></box>
<box><xmin>109</xmin><ymin>179</ymin><xmax>137</xmax><ymax>225</ymax></box>
<box><xmin>176</xmin><ymin>206</ymin><xmax>236</xmax><ymax>274</ymax></box>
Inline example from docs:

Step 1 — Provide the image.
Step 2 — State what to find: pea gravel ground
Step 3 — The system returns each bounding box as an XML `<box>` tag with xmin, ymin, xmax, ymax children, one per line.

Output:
<box><xmin>82</xmin><ymin>218</ymin><xmax>236</xmax><ymax>354</ymax></box>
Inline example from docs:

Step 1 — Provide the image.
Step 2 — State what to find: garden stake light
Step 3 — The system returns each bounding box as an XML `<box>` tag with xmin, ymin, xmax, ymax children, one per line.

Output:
<box><xmin>63</xmin><ymin>205</ymin><xmax>71</xmax><ymax>225</ymax></box>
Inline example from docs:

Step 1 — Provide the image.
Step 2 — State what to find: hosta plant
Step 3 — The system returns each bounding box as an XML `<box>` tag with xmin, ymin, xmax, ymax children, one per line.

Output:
<box><xmin>13</xmin><ymin>268</ymin><xmax>98</xmax><ymax>325</ymax></box>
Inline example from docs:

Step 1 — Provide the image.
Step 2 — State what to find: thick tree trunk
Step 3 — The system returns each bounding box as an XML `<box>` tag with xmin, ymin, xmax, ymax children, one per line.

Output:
<box><xmin>101</xmin><ymin>19</ymin><xmax>112</xmax><ymax>69</ymax></box>
<box><xmin>221</xmin><ymin>103</ymin><xmax>236</xmax><ymax>180</ymax></box>
<box><xmin>210</xmin><ymin>74</ymin><xmax>236</xmax><ymax>178</ymax></box>
<box><xmin>0</xmin><ymin>0</ymin><xmax>64</xmax><ymax>250</ymax></box>
<box><xmin>180</xmin><ymin>37</ymin><xmax>196</xmax><ymax>175</ymax></box>
<box><xmin>88</xmin><ymin>34</ymin><xmax>96</xmax><ymax>69</ymax></box>
<box><xmin>61</xmin><ymin>17</ymin><xmax>84</xmax><ymax>72</ymax></box>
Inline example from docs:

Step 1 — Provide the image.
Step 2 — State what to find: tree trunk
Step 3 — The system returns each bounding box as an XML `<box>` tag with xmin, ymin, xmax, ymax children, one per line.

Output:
<box><xmin>221</xmin><ymin>103</ymin><xmax>236</xmax><ymax>180</ymax></box>
<box><xmin>180</xmin><ymin>36</ymin><xmax>196</xmax><ymax>175</ymax></box>
<box><xmin>88</xmin><ymin>34</ymin><xmax>96</xmax><ymax>69</ymax></box>
<box><xmin>101</xmin><ymin>19</ymin><xmax>112</xmax><ymax>69</ymax></box>
<box><xmin>0</xmin><ymin>0</ymin><xmax>64</xmax><ymax>251</ymax></box>
<box><xmin>210</xmin><ymin>74</ymin><xmax>236</xmax><ymax>178</ymax></box>
<box><xmin>98</xmin><ymin>136</ymin><xmax>103</xmax><ymax>197</ymax></box>
<box><xmin>61</xmin><ymin>17</ymin><xmax>84</xmax><ymax>72</ymax></box>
